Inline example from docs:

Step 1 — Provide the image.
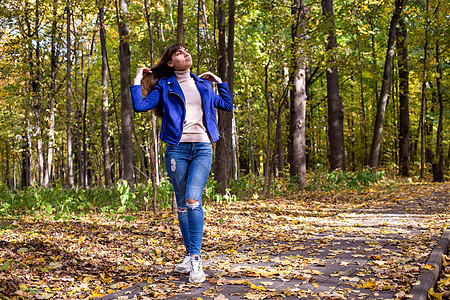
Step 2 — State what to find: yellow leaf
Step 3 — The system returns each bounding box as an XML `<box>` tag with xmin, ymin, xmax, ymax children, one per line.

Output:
<box><xmin>91</xmin><ymin>290</ymin><xmax>104</xmax><ymax>297</ymax></box>
<box><xmin>19</xmin><ymin>283</ymin><xmax>27</xmax><ymax>290</ymax></box>
<box><xmin>442</xmin><ymin>254</ymin><xmax>449</xmax><ymax>267</ymax></box>
<box><xmin>358</xmin><ymin>279</ymin><xmax>377</xmax><ymax>290</ymax></box>
<box><xmin>428</xmin><ymin>288</ymin><xmax>444</xmax><ymax>300</ymax></box>
<box><xmin>424</xmin><ymin>264</ymin><xmax>436</xmax><ymax>271</ymax></box>
<box><xmin>244</xmin><ymin>292</ymin><xmax>264</xmax><ymax>300</ymax></box>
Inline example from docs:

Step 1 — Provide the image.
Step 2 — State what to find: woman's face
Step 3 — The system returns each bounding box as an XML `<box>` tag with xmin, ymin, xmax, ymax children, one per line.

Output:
<box><xmin>167</xmin><ymin>47</ymin><xmax>192</xmax><ymax>71</ymax></box>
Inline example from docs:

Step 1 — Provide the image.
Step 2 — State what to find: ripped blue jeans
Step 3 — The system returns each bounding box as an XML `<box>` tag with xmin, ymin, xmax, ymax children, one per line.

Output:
<box><xmin>165</xmin><ymin>142</ymin><xmax>213</xmax><ymax>256</ymax></box>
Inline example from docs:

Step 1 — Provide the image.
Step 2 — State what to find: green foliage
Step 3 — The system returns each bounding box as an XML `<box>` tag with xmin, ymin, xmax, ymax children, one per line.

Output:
<box><xmin>307</xmin><ymin>167</ymin><xmax>385</xmax><ymax>191</ymax></box>
<box><xmin>204</xmin><ymin>179</ymin><xmax>237</xmax><ymax>205</ymax></box>
<box><xmin>0</xmin><ymin>177</ymin><xmax>240</xmax><ymax>218</ymax></box>
<box><xmin>156</xmin><ymin>179</ymin><xmax>174</xmax><ymax>210</ymax></box>
<box><xmin>229</xmin><ymin>173</ymin><xmax>264</xmax><ymax>199</ymax></box>
<box><xmin>0</xmin><ymin>181</ymin><xmax>138</xmax><ymax>219</ymax></box>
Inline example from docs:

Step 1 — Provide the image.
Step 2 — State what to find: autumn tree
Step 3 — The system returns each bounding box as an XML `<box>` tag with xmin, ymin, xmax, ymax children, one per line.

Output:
<box><xmin>321</xmin><ymin>0</ymin><xmax>346</xmax><ymax>171</ymax></box>
<box><xmin>369</xmin><ymin>0</ymin><xmax>406</xmax><ymax>170</ymax></box>
<box><xmin>214</xmin><ymin>0</ymin><xmax>233</xmax><ymax>194</ymax></box>
<box><xmin>289</xmin><ymin>0</ymin><xmax>308</xmax><ymax>186</ymax></box>
<box><xmin>118</xmin><ymin>0</ymin><xmax>134</xmax><ymax>188</ymax></box>
<box><xmin>396</xmin><ymin>17</ymin><xmax>410</xmax><ymax>177</ymax></box>
<box><xmin>98</xmin><ymin>2</ymin><xmax>112</xmax><ymax>187</ymax></box>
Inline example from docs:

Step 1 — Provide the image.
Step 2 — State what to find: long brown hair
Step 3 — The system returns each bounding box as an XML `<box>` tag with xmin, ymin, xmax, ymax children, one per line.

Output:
<box><xmin>141</xmin><ymin>43</ymin><xmax>187</xmax><ymax>117</ymax></box>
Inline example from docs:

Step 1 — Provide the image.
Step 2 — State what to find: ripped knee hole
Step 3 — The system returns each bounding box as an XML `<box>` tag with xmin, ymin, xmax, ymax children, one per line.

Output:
<box><xmin>186</xmin><ymin>199</ymin><xmax>199</xmax><ymax>209</ymax></box>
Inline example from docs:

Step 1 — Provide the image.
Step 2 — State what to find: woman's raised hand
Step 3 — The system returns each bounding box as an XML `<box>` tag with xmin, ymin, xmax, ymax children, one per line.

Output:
<box><xmin>134</xmin><ymin>67</ymin><xmax>151</xmax><ymax>85</ymax></box>
<box><xmin>199</xmin><ymin>71</ymin><xmax>222</xmax><ymax>83</ymax></box>
<box><xmin>136</xmin><ymin>67</ymin><xmax>151</xmax><ymax>77</ymax></box>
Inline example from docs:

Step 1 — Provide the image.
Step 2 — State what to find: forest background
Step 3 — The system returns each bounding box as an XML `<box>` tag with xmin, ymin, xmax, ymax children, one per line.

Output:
<box><xmin>0</xmin><ymin>0</ymin><xmax>448</xmax><ymax>213</ymax></box>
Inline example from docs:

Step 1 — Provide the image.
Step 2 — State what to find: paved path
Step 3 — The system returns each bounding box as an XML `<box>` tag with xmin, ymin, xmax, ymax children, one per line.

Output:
<box><xmin>100</xmin><ymin>186</ymin><xmax>449</xmax><ymax>300</ymax></box>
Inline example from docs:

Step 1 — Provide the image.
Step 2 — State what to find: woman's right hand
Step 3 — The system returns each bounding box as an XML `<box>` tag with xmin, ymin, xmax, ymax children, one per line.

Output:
<box><xmin>136</xmin><ymin>67</ymin><xmax>151</xmax><ymax>77</ymax></box>
<box><xmin>134</xmin><ymin>67</ymin><xmax>151</xmax><ymax>85</ymax></box>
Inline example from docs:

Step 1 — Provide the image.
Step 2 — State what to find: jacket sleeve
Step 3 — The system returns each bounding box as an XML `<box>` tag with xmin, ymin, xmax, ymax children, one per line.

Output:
<box><xmin>212</xmin><ymin>82</ymin><xmax>233</xmax><ymax>112</ymax></box>
<box><xmin>130</xmin><ymin>83</ymin><xmax>162</xmax><ymax>112</ymax></box>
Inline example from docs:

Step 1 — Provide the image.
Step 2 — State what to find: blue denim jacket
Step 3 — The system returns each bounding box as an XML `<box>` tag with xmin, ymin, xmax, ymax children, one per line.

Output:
<box><xmin>130</xmin><ymin>73</ymin><xmax>233</xmax><ymax>145</ymax></box>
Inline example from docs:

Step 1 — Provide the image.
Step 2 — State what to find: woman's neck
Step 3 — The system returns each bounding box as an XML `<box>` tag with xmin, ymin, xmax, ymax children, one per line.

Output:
<box><xmin>174</xmin><ymin>69</ymin><xmax>191</xmax><ymax>83</ymax></box>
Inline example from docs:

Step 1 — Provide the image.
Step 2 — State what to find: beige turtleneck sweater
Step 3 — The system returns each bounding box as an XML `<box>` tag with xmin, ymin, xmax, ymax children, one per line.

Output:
<box><xmin>175</xmin><ymin>70</ymin><xmax>210</xmax><ymax>143</ymax></box>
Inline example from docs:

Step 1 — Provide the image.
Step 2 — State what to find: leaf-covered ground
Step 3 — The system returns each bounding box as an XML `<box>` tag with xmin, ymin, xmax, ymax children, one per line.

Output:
<box><xmin>0</xmin><ymin>181</ymin><xmax>448</xmax><ymax>299</ymax></box>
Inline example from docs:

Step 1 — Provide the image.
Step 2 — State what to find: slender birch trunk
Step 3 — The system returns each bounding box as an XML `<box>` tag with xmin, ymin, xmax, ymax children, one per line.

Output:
<box><xmin>289</xmin><ymin>0</ymin><xmax>307</xmax><ymax>186</ymax></box>
<box><xmin>99</xmin><ymin>4</ymin><xmax>113</xmax><ymax>187</ymax></box>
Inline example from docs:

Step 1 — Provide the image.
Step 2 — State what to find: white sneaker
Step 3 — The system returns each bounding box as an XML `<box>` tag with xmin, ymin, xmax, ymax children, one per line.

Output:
<box><xmin>189</xmin><ymin>256</ymin><xmax>206</xmax><ymax>283</ymax></box>
<box><xmin>174</xmin><ymin>255</ymin><xmax>190</xmax><ymax>274</ymax></box>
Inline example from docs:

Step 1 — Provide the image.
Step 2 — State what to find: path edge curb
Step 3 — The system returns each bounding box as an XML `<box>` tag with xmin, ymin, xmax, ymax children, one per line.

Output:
<box><xmin>409</xmin><ymin>226</ymin><xmax>449</xmax><ymax>300</ymax></box>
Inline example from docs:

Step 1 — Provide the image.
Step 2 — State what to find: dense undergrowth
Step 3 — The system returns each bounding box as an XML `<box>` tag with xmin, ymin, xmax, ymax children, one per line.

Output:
<box><xmin>0</xmin><ymin>168</ymin><xmax>392</xmax><ymax>219</ymax></box>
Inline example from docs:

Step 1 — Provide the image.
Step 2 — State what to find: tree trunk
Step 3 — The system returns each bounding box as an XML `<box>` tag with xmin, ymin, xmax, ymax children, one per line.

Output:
<box><xmin>264</xmin><ymin>61</ymin><xmax>271</xmax><ymax>195</ymax></box>
<box><xmin>99</xmin><ymin>5</ymin><xmax>113</xmax><ymax>187</ymax></box>
<box><xmin>289</xmin><ymin>0</ymin><xmax>307</xmax><ymax>186</ymax></box>
<box><xmin>322</xmin><ymin>0</ymin><xmax>346</xmax><ymax>171</ymax></box>
<box><xmin>177</xmin><ymin>0</ymin><xmax>183</xmax><ymax>43</ymax></box>
<box><xmin>144</xmin><ymin>0</ymin><xmax>159</xmax><ymax>212</ymax></box>
<box><xmin>82</xmin><ymin>30</ymin><xmax>97</xmax><ymax>188</ymax></box>
<box><xmin>246</xmin><ymin>79</ymin><xmax>255</xmax><ymax>174</ymax></box>
<box><xmin>117</xmin><ymin>0</ymin><xmax>134</xmax><ymax>188</ymax></box>
<box><xmin>106</xmin><ymin>29</ymin><xmax>120</xmax><ymax>184</ymax></box>
<box><xmin>396</xmin><ymin>17</ymin><xmax>410</xmax><ymax>177</ymax></box>
<box><xmin>73</xmin><ymin>14</ymin><xmax>81</xmax><ymax>186</ymax></box>
<box><xmin>22</xmin><ymin>93</ymin><xmax>32</xmax><ymax>187</ymax></box>
<box><xmin>357</xmin><ymin>35</ymin><xmax>368</xmax><ymax>166</ymax></box>
<box><xmin>200</xmin><ymin>0</ymin><xmax>213</xmax><ymax>68</ymax></box>
<box><xmin>433</xmin><ymin>40</ymin><xmax>444</xmax><ymax>182</ymax></box>
<box><xmin>44</xmin><ymin>0</ymin><xmax>59</xmax><ymax>188</ymax></box>
<box><xmin>369</xmin><ymin>20</ymin><xmax>379</xmax><ymax>112</ymax></box>
<box><xmin>420</xmin><ymin>0</ymin><xmax>429</xmax><ymax>179</ymax></box>
<box><xmin>197</xmin><ymin>0</ymin><xmax>201</xmax><ymax>74</ymax></box>
<box><xmin>66</xmin><ymin>1</ymin><xmax>75</xmax><ymax>189</ymax></box>
<box><xmin>214</xmin><ymin>0</ymin><xmax>232</xmax><ymax>194</ymax></box>
<box><xmin>368</xmin><ymin>0</ymin><xmax>406</xmax><ymax>170</ymax></box>
<box><xmin>275</xmin><ymin>104</ymin><xmax>284</xmax><ymax>177</ymax></box>
<box><xmin>277</xmin><ymin>67</ymin><xmax>289</xmax><ymax>177</ymax></box>
<box><xmin>228</xmin><ymin>0</ymin><xmax>237</xmax><ymax>180</ymax></box>
<box><xmin>27</xmin><ymin>0</ymin><xmax>45</xmax><ymax>188</ymax></box>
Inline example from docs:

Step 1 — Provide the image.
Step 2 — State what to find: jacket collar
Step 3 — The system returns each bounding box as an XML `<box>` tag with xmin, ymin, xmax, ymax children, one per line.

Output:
<box><xmin>166</xmin><ymin>72</ymin><xmax>208</xmax><ymax>94</ymax></box>
<box><xmin>166</xmin><ymin>73</ymin><xmax>207</xmax><ymax>85</ymax></box>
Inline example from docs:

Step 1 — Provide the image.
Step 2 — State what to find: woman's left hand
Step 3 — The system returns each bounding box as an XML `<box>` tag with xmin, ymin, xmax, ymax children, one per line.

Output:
<box><xmin>199</xmin><ymin>71</ymin><xmax>222</xmax><ymax>83</ymax></box>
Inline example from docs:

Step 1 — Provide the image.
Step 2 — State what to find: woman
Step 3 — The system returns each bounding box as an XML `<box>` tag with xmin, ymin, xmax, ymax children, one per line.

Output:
<box><xmin>130</xmin><ymin>43</ymin><xmax>233</xmax><ymax>283</ymax></box>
